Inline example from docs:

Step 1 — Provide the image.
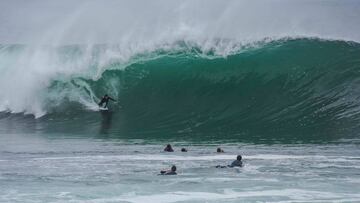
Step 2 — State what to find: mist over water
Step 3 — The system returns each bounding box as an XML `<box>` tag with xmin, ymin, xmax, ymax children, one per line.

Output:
<box><xmin>1</xmin><ymin>0</ymin><xmax>360</xmax><ymax>44</ymax></box>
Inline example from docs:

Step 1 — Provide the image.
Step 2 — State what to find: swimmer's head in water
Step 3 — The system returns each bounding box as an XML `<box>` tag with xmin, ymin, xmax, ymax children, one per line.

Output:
<box><xmin>171</xmin><ymin>165</ymin><xmax>176</xmax><ymax>172</ymax></box>
<box><xmin>237</xmin><ymin>155</ymin><xmax>242</xmax><ymax>161</ymax></box>
<box><xmin>181</xmin><ymin>148</ymin><xmax>187</xmax><ymax>152</ymax></box>
<box><xmin>164</xmin><ymin>144</ymin><xmax>174</xmax><ymax>152</ymax></box>
<box><xmin>217</xmin><ymin>148</ymin><xmax>224</xmax><ymax>153</ymax></box>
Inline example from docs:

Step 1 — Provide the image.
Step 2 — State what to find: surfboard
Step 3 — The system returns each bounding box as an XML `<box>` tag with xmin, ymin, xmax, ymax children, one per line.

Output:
<box><xmin>99</xmin><ymin>107</ymin><xmax>108</xmax><ymax>111</ymax></box>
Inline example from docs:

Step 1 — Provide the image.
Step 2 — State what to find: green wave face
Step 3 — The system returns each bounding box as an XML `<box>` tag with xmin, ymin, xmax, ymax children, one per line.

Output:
<box><xmin>2</xmin><ymin>38</ymin><xmax>360</xmax><ymax>143</ymax></box>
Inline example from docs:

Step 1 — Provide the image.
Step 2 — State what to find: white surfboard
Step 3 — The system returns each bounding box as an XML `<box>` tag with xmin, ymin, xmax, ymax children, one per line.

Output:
<box><xmin>99</xmin><ymin>107</ymin><xmax>108</xmax><ymax>111</ymax></box>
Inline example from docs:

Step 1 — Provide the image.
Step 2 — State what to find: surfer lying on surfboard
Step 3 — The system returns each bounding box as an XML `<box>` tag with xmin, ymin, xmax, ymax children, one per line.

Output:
<box><xmin>216</xmin><ymin>155</ymin><xmax>243</xmax><ymax>168</ymax></box>
<box><xmin>98</xmin><ymin>94</ymin><xmax>116</xmax><ymax>108</ymax></box>
<box><xmin>159</xmin><ymin>165</ymin><xmax>177</xmax><ymax>175</ymax></box>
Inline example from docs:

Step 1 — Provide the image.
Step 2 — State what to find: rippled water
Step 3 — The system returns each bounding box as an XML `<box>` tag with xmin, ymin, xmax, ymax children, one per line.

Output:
<box><xmin>1</xmin><ymin>134</ymin><xmax>359</xmax><ymax>202</ymax></box>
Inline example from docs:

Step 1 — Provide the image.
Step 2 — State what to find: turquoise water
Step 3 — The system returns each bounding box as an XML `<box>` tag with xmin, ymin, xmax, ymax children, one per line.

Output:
<box><xmin>2</xmin><ymin>39</ymin><xmax>360</xmax><ymax>142</ymax></box>
<box><xmin>1</xmin><ymin>38</ymin><xmax>360</xmax><ymax>202</ymax></box>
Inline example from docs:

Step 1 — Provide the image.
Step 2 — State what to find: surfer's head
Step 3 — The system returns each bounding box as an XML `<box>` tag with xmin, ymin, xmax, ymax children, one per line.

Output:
<box><xmin>104</xmin><ymin>94</ymin><xmax>108</xmax><ymax>98</ymax></box>
<box><xmin>171</xmin><ymin>165</ymin><xmax>176</xmax><ymax>172</ymax></box>
<box><xmin>164</xmin><ymin>144</ymin><xmax>174</xmax><ymax>152</ymax></box>
<box><xmin>237</xmin><ymin>155</ymin><xmax>242</xmax><ymax>161</ymax></box>
<box><xmin>217</xmin><ymin>148</ymin><xmax>224</xmax><ymax>153</ymax></box>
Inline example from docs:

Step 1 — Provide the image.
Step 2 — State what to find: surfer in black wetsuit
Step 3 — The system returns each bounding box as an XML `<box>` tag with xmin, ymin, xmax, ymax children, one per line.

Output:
<box><xmin>98</xmin><ymin>94</ymin><xmax>116</xmax><ymax>108</ymax></box>
<box><xmin>160</xmin><ymin>165</ymin><xmax>177</xmax><ymax>175</ymax></box>
<box><xmin>164</xmin><ymin>144</ymin><xmax>174</xmax><ymax>152</ymax></box>
<box><xmin>217</xmin><ymin>147</ymin><xmax>224</xmax><ymax>153</ymax></box>
<box><xmin>228</xmin><ymin>155</ymin><xmax>243</xmax><ymax>167</ymax></box>
<box><xmin>216</xmin><ymin>155</ymin><xmax>243</xmax><ymax>168</ymax></box>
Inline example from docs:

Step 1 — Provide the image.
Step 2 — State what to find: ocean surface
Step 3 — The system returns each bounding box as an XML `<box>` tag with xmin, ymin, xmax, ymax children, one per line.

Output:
<box><xmin>1</xmin><ymin>136</ymin><xmax>360</xmax><ymax>202</ymax></box>
<box><xmin>1</xmin><ymin>38</ymin><xmax>360</xmax><ymax>202</ymax></box>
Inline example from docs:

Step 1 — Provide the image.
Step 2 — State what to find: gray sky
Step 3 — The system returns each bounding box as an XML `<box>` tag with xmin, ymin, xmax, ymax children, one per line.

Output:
<box><xmin>1</xmin><ymin>0</ymin><xmax>360</xmax><ymax>44</ymax></box>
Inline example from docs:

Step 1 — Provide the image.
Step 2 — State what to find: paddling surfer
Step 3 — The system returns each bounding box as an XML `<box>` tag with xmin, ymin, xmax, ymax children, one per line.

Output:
<box><xmin>160</xmin><ymin>165</ymin><xmax>177</xmax><ymax>175</ymax></box>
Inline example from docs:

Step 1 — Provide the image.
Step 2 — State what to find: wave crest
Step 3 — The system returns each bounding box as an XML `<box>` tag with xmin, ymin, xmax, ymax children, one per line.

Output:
<box><xmin>1</xmin><ymin>38</ymin><xmax>360</xmax><ymax>140</ymax></box>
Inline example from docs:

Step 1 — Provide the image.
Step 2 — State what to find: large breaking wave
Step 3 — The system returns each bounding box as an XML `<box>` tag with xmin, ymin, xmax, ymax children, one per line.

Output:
<box><xmin>1</xmin><ymin>38</ymin><xmax>360</xmax><ymax>142</ymax></box>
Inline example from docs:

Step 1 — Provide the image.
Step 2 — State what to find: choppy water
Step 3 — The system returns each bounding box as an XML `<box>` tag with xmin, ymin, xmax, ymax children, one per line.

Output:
<box><xmin>1</xmin><ymin>135</ymin><xmax>359</xmax><ymax>203</ymax></box>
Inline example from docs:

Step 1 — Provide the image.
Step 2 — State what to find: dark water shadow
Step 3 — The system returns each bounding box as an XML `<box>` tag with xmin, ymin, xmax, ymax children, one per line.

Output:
<box><xmin>99</xmin><ymin>110</ymin><xmax>113</xmax><ymax>135</ymax></box>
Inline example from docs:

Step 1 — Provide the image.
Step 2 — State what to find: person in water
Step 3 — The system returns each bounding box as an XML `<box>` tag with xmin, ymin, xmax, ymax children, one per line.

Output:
<box><xmin>216</xmin><ymin>155</ymin><xmax>243</xmax><ymax>168</ymax></box>
<box><xmin>217</xmin><ymin>147</ymin><xmax>225</xmax><ymax>153</ymax></box>
<box><xmin>164</xmin><ymin>144</ymin><xmax>174</xmax><ymax>152</ymax></box>
<box><xmin>160</xmin><ymin>165</ymin><xmax>177</xmax><ymax>175</ymax></box>
<box><xmin>98</xmin><ymin>94</ymin><xmax>116</xmax><ymax>108</ymax></box>
<box><xmin>181</xmin><ymin>148</ymin><xmax>187</xmax><ymax>152</ymax></box>
<box><xmin>228</xmin><ymin>155</ymin><xmax>243</xmax><ymax>167</ymax></box>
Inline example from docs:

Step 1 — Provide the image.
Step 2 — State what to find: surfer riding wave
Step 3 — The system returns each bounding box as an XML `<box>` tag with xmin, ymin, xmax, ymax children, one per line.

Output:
<box><xmin>98</xmin><ymin>94</ymin><xmax>116</xmax><ymax>108</ymax></box>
